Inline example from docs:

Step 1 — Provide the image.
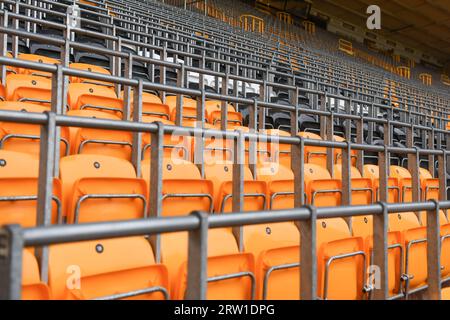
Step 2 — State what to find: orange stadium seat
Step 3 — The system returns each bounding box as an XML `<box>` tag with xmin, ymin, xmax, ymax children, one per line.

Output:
<box><xmin>60</xmin><ymin>154</ymin><xmax>147</xmax><ymax>223</ymax></box>
<box><xmin>48</xmin><ymin>237</ymin><xmax>169</xmax><ymax>300</ymax></box>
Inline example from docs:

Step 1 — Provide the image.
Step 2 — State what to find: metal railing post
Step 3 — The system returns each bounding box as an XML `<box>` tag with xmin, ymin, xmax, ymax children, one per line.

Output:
<box><xmin>186</xmin><ymin>211</ymin><xmax>208</xmax><ymax>300</ymax></box>
<box><xmin>0</xmin><ymin>225</ymin><xmax>23</xmax><ymax>300</ymax></box>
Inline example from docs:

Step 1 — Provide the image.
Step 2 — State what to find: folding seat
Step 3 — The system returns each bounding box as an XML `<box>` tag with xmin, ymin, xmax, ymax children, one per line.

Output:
<box><xmin>162</xmin><ymin>228</ymin><xmax>255</xmax><ymax>300</ymax></box>
<box><xmin>304</xmin><ymin>164</ymin><xmax>366</xmax><ymax>300</ymax></box>
<box><xmin>418</xmin><ymin>168</ymin><xmax>439</xmax><ymax>201</ymax></box>
<box><xmin>141</xmin><ymin>159</ymin><xmax>254</xmax><ymax>300</ymax></box>
<box><xmin>141</xmin><ymin>116</ymin><xmax>191</xmax><ymax>161</ymax></box>
<box><xmin>334</xmin><ymin>165</ymin><xmax>403</xmax><ymax>298</ymax></box>
<box><xmin>250</xmin><ymin>162</ymin><xmax>300</xmax><ymax>299</ymax></box>
<box><xmin>256</xmin><ymin>161</ymin><xmax>294</xmax><ymax>210</ymax></box>
<box><xmin>205</xmin><ymin>100</ymin><xmax>243</xmax><ymax>128</ymax></box>
<box><xmin>22</xmin><ymin>250</ymin><xmax>51</xmax><ymax>300</ymax></box>
<box><xmin>389</xmin><ymin>165</ymin><xmax>414</xmax><ymax>202</ymax></box>
<box><xmin>141</xmin><ymin>158</ymin><xmax>213</xmax><ymax>216</ymax></box>
<box><xmin>69</xmin><ymin>63</ymin><xmax>113</xmax><ymax>87</ymax></box>
<box><xmin>0</xmin><ymin>150</ymin><xmax>62</xmax><ymax>227</ymax></box>
<box><xmin>388</xmin><ymin>208</ymin><xmax>426</xmax><ymax>296</ymax></box>
<box><xmin>66</xmin><ymin>109</ymin><xmax>132</xmax><ymax>161</ymax></box>
<box><xmin>60</xmin><ymin>154</ymin><xmax>147</xmax><ymax>224</ymax></box>
<box><xmin>263</xmin><ymin>129</ymin><xmax>291</xmax><ymax>167</ymax></box>
<box><xmin>200</xmin><ymin>125</ymin><xmax>234</xmax><ymax>164</ymax></box>
<box><xmin>16</xmin><ymin>53</ymin><xmax>59</xmax><ymax>78</ymax></box>
<box><xmin>204</xmin><ymin>161</ymin><xmax>267</xmax><ymax>213</ymax></box>
<box><xmin>0</xmin><ymin>102</ymin><xmax>69</xmax><ymax>157</ymax></box>
<box><xmin>298</xmin><ymin>132</ymin><xmax>327</xmax><ymax>168</ymax></box>
<box><xmin>5</xmin><ymin>74</ymin><xmax>52</xmax><ymax>106</ymax></box>
<box><xmin>333</xmin><ymin>135</ymin><xmax>357</xmax><ymax>166</ymax></box>
<box><xmin>416</xmin><ymin>168</ymin><xmax>450</xmax><ymax>282</ymax></box>
<box><xmin>67</xmin><ymin>83</ymin><xmax>123</xmax><ymax>117</ymax></box>
<box><xmin>165</xmin><ymin>95</ymin><xmax>199</xmax><ymax>123</ymax></box>
<box><xmin>363</xmin><ymin>164</ymin><xmax>400</xmax><ymax>202</ymax></box>
<box><xmin>48</xmin><ymin>237</ymin><xmax>169</xmax><ymax>300</ymax></box>
<box><xmin>120</xmin><ymin>91</ymin><xmax>170</xmax><ymax>120</ymax></box>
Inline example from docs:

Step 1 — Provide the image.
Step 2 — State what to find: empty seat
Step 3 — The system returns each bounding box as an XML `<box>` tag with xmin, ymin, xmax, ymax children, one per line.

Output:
<box><xmin>263</xmin><ymin>129</ymin><xmax>291</xmax><ymax>167</ymax></box>
<box><xmin>48</xmin><ymin>237</ymin><xmax>169</xmax><ymax>300</ymax></box>
<box><xmin>121</xmin><ymin>91</ymin><xmax>170</xmax><ymax>120</ymax></box>
<box><xmin>65</xmin><ymin>109</ymin><xmax>131</xmax><ymax>160</ymax></box>
<box><xmin>256</xmin><ymin>161</ymin><xmax>294</xmax><ymax>210</ymax></box>
<box><xmin>389</xmin><ymin>165</ymin><xmax>413</xmax><ymax>202</ymax></box>
<box><xmin>298</xmin><ymin>132</ymin><xmax>327</xmax><ymax>168</ymax></box>
<box><xmin>338</xmin><ymin>165</ymin><xmax>403</xmax><ymax>298</ymax></box>
<box><xmin>0</xmin><ymin>150</ymin><xmax>62</xmax><ymax>227</ymax></box>
<box><xmin>304</xmin><ymin>164</ymin><xmax>366</xmax><ymax>300</ymax></box>
<box><xmin>67</xmin><ymin>83</ymin><xmax>123</xmax><ymax>117</ymax></box>
<box><xmin>165</xmin><ymin>95</ymin><xmax>199</xmax><ymax>123</ymax></box>
<box><xmin>205</xmin><ymin>100</ymin><xmax>243</xmax><ymax>128</ymax></box>
<box><xmin>162</xmin><ymin>229</ymin><xmax>255</xmax><ymax>300</ymax></box>
<box><xmin>60</xmin><ymin>154</ymin><xmax>147</xmax><ymax>223</ymax></box>
<box><xmin>204</xmin><ymin>161</ymin><xmax>267</xmax><ymax>213</ymax></box>
<box><xmin>17</xmin><ymin>53</ymin><xmax>59</xmax><ymax>77</ymax></box>
<box><xmin>141</xmin><ymin>158</ymin><xmax>213</xmax><ymax>216</ymax></box>
<box><xmin>22</xmin><ymin>250</ymin><xmax>51</xmax><ymax>300</ymax></box>
<box><xmin>363</xmin><ymin>164</ymin><xmax>400</xmax><ymax>202</ymax></box>
<box><xmin>141</xmin><ymin>116</ymin><xmax>191</xmax><ymax>161</ymax></box>
<box><xmin>0</xmin><ymin>102</ymin><xmax>69</xmax><ymax>157</ymax></box>
<box><xmin>333</xmin><ymin>135</ymin><xmax>357</xmax><ymax>166</ymax></box>
<box><xmin>69</xmin><ymin>63</ymin><xmax>113</xmax><ymax>87</ymax></box>
<box><xmin>6</xmin><ymin>74</ymin><xmax>52</xmax><ymax>106</ymax></box>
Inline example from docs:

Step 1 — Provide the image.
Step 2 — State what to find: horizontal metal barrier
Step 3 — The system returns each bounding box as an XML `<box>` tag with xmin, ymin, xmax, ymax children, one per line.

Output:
<box><xmin>0</xmin><ymin>200</ymin><xmax>449</xmax><ymax>300</ymax></box>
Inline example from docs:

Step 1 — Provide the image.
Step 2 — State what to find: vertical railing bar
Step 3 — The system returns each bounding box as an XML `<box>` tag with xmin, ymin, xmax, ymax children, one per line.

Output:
<box><xmin>372</xmin><ymin>202</ymin><xmax>389</xmax><ymax>299</ymax></box>
<box><xmin>186</xmin><ymin>211</ymin><xmax>208</xmax><ymax>300</ymax></box>
<box><xmin>131</xmin><ymin>79</ymin><xmax>143</xmax><ymax>176</ymax></box>
<box><xmin>149</xmin><ymin>121</ymin><xmax>164</xmax><ymax>263</ymax></box>
<box><xmin>36</xmin><ymin>111</ymin><xmax>56</xmax><ymax>284</ymax></box>
<box><xmin>232</xmin><ymin>129</ymin><xmax>244</xmax><ymax>251</ymax></box>
<box><xmin>300</xmin><ymin>205</ymin><xmax>316</xmax><ymax>300</ymax></box>
<box><xmin>426</xmin><ymin>200</ymin><xmax>441</xmax><ymax>299</ymax></box>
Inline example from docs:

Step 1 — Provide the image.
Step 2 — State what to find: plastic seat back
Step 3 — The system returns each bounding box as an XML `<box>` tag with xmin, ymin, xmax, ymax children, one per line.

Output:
<box><xmin>141</xmin><ymin>116</ymin><xmax>191</xmax><ymax>161</ymax></box>
<box><xmin>49</xmin><ymin>237</ymin><xmax>168</xmax><ymax>300</ymax></box>
<box><xmin>257</xmin><ymin>162</ymin><xmax>294</xmax><ymax>210</ymax></box>
<box><xmin>263</xmin><ymin>129</ymin><xmax>291</xmax><ymax>167</ymax></box>
<box><xmin>363</xmin><ymin>164</ymin><xmax>400</xmax><ymax>202</ymax></box>
<box><xmin>17</xmin><ymin>53</ymin><xmax>59</xmax><ymax>77</ymax></box>
<box><xmin>204</xmin><ymin>161</ymin><xmax>267</xmax><ymax>213</ymax></box>
<box><xmin>60</xmin><ymin>154</ymin><xmax>146</xmax><ymax>223</ymax></box>
<box><xmin>298</xmin><ymin>132</ymin><xmax>327</xmax><ymax>168</ymax></box>
<box><xmin>141</xmin><ymin>158</ymin><xmax>213</xmax><ymax>216</ymax></box>
<box><xmin>0</xmin><ymin>102</ymin><xmax>69</xmax><ymax>157</ymax></box>
<box><xmin>304</xmin><ymin>163</ymin><xmax>341</xmax><ymax>207</ymax></box>
<box><xmin>69</xmin><ymin>63</ymin><xmax>113</xmax><ymax>87</ymax></box>
<box><xmin>22</xmin><ymin>250</ymin><xmax>51</xmax><ymax>300</ymax></box>
<box><xmin>121</xmin><ymin>91</ymin><xmax>170</xmax><ymax>119</ymax></box>
<box><xmin>166</xmin><ymin>95</ymin><xmax>199</xmax><ymax>122</ymax></box>
<box><xmin>162</xmin><ymin>229</ymin><xmax>255</xmax><ymax>300</ymax></box>
<box><xmin>333</xmin><ymin>135</ymin><xmax>357</xmax><ymax>166</ymax></box>
<box><xmin>205</xmin><ymin>101</ymin><xmax>242</xmax><ymax>127</ymax></box>
<box><xmin>6</xmin><ymin>74</ymin><xmax>52</xmax><ymax>106</ymax></box>
<box><xmin>68</xmin><ymin>83</ymin><xmax>123</xmax><ymax>117</ymax></box>
<box><xmin>316</xmin><ymin>218</ymin><xmax>365</xmax><ymax>300</ymax></box>
<box><xmin>390</xmin><ymin>165</ymin><xmax>412</xmax><ymax>202</ymax></box>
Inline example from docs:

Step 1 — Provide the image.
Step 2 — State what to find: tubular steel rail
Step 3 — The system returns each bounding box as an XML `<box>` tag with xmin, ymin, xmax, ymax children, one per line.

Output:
<box><xmin>0</xmin><ymin>0</ymin><xmax>448</xmax><ymax>301</ymax></box>
<box><xmin>0</xmin><ymin>201</ymin><xmax>449</xmax><ymax>300</ymax></box>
